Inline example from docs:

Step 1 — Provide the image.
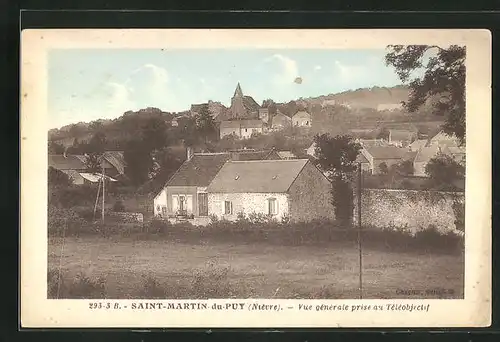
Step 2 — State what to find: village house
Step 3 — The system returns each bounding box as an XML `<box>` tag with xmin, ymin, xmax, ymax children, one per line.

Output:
<box><xmin>355</xmin><ymin>153</ymin><xmax>371</xmax><ymax>172</ymax></box>
<box><xmin>153</xmin><ymin>149</ymin><xmax>283</xmax><ymax>223</ymax></box>
<box><xmin>206</xmin><ymin>159</ymin><xmax>334</xmax><ymax>223</ymax></box>
<box><xmin>48</xmin><ymin>151</ymin><xmax>125</xmax><ymax>185</ymax></box>
<box><xmin>292</xmin><ymin>110</ymin><xmax>312</xmax><ymax>127</ymax></box>
<box><xmin>219</xmin><ymin>119</ymin><xmax>264</xmax><ymax>139</ymax></box>
<box><xmin>409</xmin><ymin>139</ymin><xmax>428</xmax><ymax>152</ymax></box>
<box><xmin>388</xmin><ymin>129</ymin><xmax>417</xmax><ymax>147</ymax></box>
<box><xmin>356</xmin><ymin>139</ymin><xmax>389</xmax><ymax>148</ymax></box>
<box><xmin>429</xmin><ymin>130</ymin><xmax>461</xmax><ymax>147</ymax></box>
<box><xmin>413</xmin><ymin>144</ymin><xmax>446</xmax><ymax>177</ymax></box>
<box><xmin>258</xmin><ymin>107</ymin><xmax>270</xmax><ymax>124</ymax></box>
<box><xmin>153</xmin><ymin>152</ymin><xmax>231</xmax><ymax>223</ymax></box>
<box><xmin>305</xmin><ymin>142</ymin><xmax>317</xmax><ymax>159</ymax></box>
<box><xmin>277</xmin><ymin>151</ymin><xmax>297</xmax><ymax>160</ymax></box>
<box><xmin>271</xmin><ymin>110</ymin><xmax>292</xmax><ymax>130</ymax></box>
<box><xmin>361</xmin><ymin>146</ymin><xmax>411</xmax><ymax>175</ymax></box>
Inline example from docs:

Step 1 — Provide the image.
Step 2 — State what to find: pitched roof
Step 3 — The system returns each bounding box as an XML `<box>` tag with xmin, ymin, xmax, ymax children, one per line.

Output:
<box><xmin>166</xmin><ymin>153</ymin><xmax>231</xmax><ymax>187</ymax></box>
<box><xmin>79</xmin><ymin>173</ymin><xmax>118</xmax><ymax>183</ymax></box>
<box><xmin>277</xmin><ymin>151</ymin><xmax>296</xmax><ymax>159</ymax></box>
<box><xmin>206</xmin><ymin>159</ymin><xmax>309</xmax><ymax>193</ymax></box>
<box><xmin>272</xmin><ymin>112</ymin><xmax>292</xmax><ymax>126</ymax></box>
<box><xmin>49</xmin><ymin>155</ymin><xmax>87</xmax><ymax>170</ymax></box>
<box><xmin>409</xmin><ymin>139</ymin><xmax>428</xmax><ymax>151</ymax></box>
<box><xmin>292</xmin><ymin>111</ymin><xmax>311</xmax><ymax>119</ymax></box>
<box><xmin>355</xmin><ymin>153</ymin><xmax>369</xmax><ymax>163</ymax></box>
<box><xmin>403</xmin><ymin>151</ymin><xmax>418</xmax><ymax>162</ymax></box>
<box><xmin>358</xmin><ymin>139</ymin><xmax>389</xmax><ymax>148</ymax></box>
<box><xmin>364</xmin><ymin>146</ymin><xmax>409</xmax><ymax>160</ymax></box>
<box><xmin>234</xmin><ymin>83</ymin><xmax>243</xmax><ymax>97</ymax></box>
<box><xmin>414</xmin><ymin>144</ymin><xmax>442</xmax><ymax>163</ymax></box>
<box><xmin>103</xmin><ymin>151</ymin><xmax>126</xmax><ymax>174</ymax></box>
<box><xmin>389</xmin><ymin>129</ymin><xmax>416</xmax><ymax>142</ymax></box>
<box><xmin>243</xmin><ymin>96</ymin><xmax>260</xmax><ymax>112</ymax></box>
<box><xmin>231</xmin><ymin>150</ymin><xmax>280</xmax><ymax>161</ymax></box>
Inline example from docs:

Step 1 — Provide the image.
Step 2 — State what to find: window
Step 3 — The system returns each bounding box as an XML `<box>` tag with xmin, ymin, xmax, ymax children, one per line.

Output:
<box><xmin>245</xmin><ymin>128</ymin><xmax>248</xmax><ymax>133</ymax></box>
<box><xmin>224</xmin><ymin>201</ymin><xmax>233</xmax><ymax>215</ymax></box>
<box><xmin>268</xmin><ymin>198</ymin><xmax>278</xmax><ymax>215</ymax></box>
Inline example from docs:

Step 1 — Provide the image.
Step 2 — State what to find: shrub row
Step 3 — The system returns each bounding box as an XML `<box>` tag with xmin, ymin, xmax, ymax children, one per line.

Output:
<box><xmin>48</xmin><ymin>208</ymin><xmax>464</xmax><ymax>254</ymax></box>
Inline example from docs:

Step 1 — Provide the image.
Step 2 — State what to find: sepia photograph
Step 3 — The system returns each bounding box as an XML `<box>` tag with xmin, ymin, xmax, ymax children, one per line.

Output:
<box><xmin>20</xmin><ymin>29</ymin><xmax>491</xmax><ymax>328</ymax></box>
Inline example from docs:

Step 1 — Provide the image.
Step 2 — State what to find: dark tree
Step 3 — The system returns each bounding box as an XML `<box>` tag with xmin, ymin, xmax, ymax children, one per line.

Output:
<box><xmin>313</xmin><ymin>133</ymin><xmax>362</xmax><ymax>222</ymax></box>
<box><xmin>425</xmin><ymin>153</ymin><xmax>465</xmax><ymax>189</ymax></box>
<box><xmin>141</xmin><ymin>117</ymin><xmax>168</xmax><ymax>151</ymax></box>
<box><xmin>385</xmin><ymin>45</ymin><xmax>466</xmax><ymax>144</ymax></box>
<box><xmin>48</xmin><ymin>166</ymin><xmax>72</xmax><ymax>187</ymax></box>
<box><xmin>123</xmin><ymin>139</ymin><xmax>154</xmax><ymax>186</ymax></box>
<box><xmin>378</xmin><ymin>162</ymin><xmax>389</xmax><ymax>175</ymax></box>
<box><xmin>87</xmin><ymin>131</ymin><xmax>107</xmax><ymax>154</ymax></box>
<box><xmin>195</xmin><ymin>106</ymin><xmax>217</xmax><ymax>144</ymax></box>
<box><xmin>314</xmin><ymin>134</ymin><xmax>361</xmax><ymax>180</ymax></box>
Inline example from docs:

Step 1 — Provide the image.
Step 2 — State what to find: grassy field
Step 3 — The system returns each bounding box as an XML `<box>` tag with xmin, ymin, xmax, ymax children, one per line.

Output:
<box><xmin>48</xmin><ymin>236</ymin><xmax>464</xmax><ymax>299</ymax></box>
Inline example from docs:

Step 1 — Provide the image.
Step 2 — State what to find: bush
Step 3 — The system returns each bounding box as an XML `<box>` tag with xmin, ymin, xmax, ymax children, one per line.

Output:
<box><xmin>68</xmin><ymin>272</ymin><xmax>106</xmax><ymax>299</ymax></box>
<box><xmin>48</xmin><ymin>268</ymin><xmax>106</xmax><ymax>299</ymax></box>
<box><xmin>147</xmin><ymin>219</ymin><xmax>171</xmax><ymax>234</ymax></box>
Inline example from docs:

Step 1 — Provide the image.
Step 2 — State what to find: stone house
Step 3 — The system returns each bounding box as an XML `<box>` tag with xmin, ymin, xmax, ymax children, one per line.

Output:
<box><xmin>271</xmin><ymin>111</ymin><xmax>292</xmax><ymax>130</ymax></box>
<box><xmin>429</xmin><ymin>130</ymin><xmax>461</xmax><ymax>148</ymax></box>
<box><xmin>219</xmin><ymin>119</ymin><xmax>264</xmax><ymax>139</ymax></box>
<box><xmin>48</xmin><ymin>152</ymin><xmax>123</xmax><ymax>185</ymax></box>
<box><xmin>409</xmin><ymin>139</ymin><xmax>428</xmax><ymax>152</ymax></box>
<box><xmin>361</xmin><ymin>146</ymin><xmax>410</xmax><ymax>175</ymax></box>
<box><xmin>292</xmin><ymin>111</ymin><xmax>312</xmax><ymax>127</ymax></box>
<box><xmin>355</xmin><ymin>153</ymin><xmax>371</xmax><ymax>172</ymax></box>
<box><xmin>153</xmin><ymin>149</ymin><xmax>282</xmax><ymax>221</ymax></box>
<box><xmin>413</xmin><ymin>145</ymin><xmax>447</xmax><ymax>177</ymax></box>
<box><xmin>206</xmin><ymin>159</ymin><xmax>334</xmax><ymax>223</ymax></box>
<box><xmin>153</xmin><ymin>152</ymin><xmax>231</xmax><ymax>221</ymax></box>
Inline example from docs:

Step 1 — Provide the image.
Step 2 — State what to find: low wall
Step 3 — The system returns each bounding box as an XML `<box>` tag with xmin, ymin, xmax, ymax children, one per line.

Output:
<box><xmin>354</xmin><ymin>188</ymin><xmax>465</xmax><ymax>234</ymax></box>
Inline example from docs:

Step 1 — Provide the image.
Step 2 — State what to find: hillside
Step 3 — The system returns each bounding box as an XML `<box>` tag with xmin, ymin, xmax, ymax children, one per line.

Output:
<box><xmin>48</xmin><ymin>85</ymin><xmax>443</xmax><ymax>149</ymax></box>
<box><xmin>302</xmin><ymin>85</ymin><xmax>410</xmax><ymax>110</ymax></box>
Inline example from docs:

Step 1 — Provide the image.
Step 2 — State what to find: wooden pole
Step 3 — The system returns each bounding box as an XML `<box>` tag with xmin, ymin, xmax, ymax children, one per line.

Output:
<box><xmin>357</xmin><ymin>162</ymin><xmax>363</xmax><ymax>299</ymax></box>
<box><xmin>101</xmin><ymin>162</ymin><xmax>105</xmax><ymax>222</ymax></box>
<box><xmin>93</xmin><ymin>178</ymin><xmax>101</xmax><ymax>221</ymax></box>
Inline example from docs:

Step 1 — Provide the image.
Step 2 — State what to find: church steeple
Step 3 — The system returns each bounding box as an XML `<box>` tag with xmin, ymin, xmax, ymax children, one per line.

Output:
<box><xmin>233</xmin><ymin>82</ymin><xmax>243</xmax><ymax>98</ymax></box>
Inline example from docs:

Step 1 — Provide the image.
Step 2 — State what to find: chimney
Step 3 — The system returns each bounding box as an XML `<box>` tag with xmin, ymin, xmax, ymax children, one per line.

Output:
<box><xmin>187</xmin><ymin>147</ymin><xmax>194</xmax><ymax>161</ymax></box>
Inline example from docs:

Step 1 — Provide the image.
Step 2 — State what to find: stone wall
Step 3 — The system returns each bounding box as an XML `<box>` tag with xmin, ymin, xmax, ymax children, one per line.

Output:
<box><xmin>354</xmin><ymin>188</ymin><xmax>465</xmax><ymax>234</ymax></box>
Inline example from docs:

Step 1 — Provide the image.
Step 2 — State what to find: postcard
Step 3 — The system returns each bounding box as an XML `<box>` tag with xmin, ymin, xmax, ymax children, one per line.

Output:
<box><xmin>20</xmin><ymin>28</ymin><xmax>491</xmax><ymax>328</ymax></box>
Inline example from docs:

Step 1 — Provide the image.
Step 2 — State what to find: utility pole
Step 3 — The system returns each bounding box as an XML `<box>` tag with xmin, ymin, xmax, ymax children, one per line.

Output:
<box><xmin>357</xmin><ymin>162</ymin><xmax>363</xmax><ymax>299</ymax></box>
<box><xmin>101</xmin><ymin>160</ymin><xmax>105</xmax><ymax>222</ymax></box>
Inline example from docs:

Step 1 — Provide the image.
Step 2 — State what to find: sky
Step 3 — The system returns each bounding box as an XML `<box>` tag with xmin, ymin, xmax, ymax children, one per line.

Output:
<box><xmin>48</xmin><ymin>48</ymin><xmax>405</xmax><ymax>129</ymax></box>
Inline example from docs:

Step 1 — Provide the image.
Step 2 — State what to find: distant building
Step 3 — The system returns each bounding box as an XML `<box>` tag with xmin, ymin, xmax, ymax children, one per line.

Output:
<box><xmin>413</xmin><ymin>145</ymin><xmax>445</xmax><ymax>177</ymax></box>
<box><xmin>361</xmin><ymin>146</ymin><xmax>410</xmax><ymax>175</ymax></box>
<box><xmin>277</xmin><ymin>151</ymin><xmax>297</xmax><ymax>160</ymax></box>
<box><xmin>48</xmin><ymin>152</ymin><xmax>124</xmax><ymax>185</ymax></box>
<box><xmin>409</xmin><ymin>139</ymin><xmax>428</xmax><ymax>152</ymax></box>
<box><xmin>292</xmin><ymin>111</ymin><xmax>312</xmax><ymax>127</ymax></box>
<box><xmin>227</xmin><ymin>83</ymin><xmax>261</xmax><ymax>120</ymax></box>
<box><xmin>219</xmin><ymin>119</ymin><xmax>264</xmax><ymax>139</ymax></box>
<box><xmin>355</xmin><ymin>153</ymin><xmax>371</xmax><ymax>172</ymax></box>
<box><xmin>388</xmin><ymin>129</ymin><xmax>417</xmax><ymax>147</ymax></box>
<box><xmin>305</xmin><ymin>142</ymin><xmax>317</xmax><ymax>158</ymax></box>
<box><xmin>271</xmin><ymin>111</ymin><xmax>292</xmax><ymax>130</ymax></box>
<box><xmin>258</xmin><ymin>107</ymin><xmax>270</xmax><ymax>124</ymax></box>
<box><xmin>429</xmin><ymin>130</ymin><xmax>461</xmax><ymax>148</ymax></box>
<box><xmin>206</xmin><ymin>159</ymin><xmax>335</xmax><ymax>223</ymax></box>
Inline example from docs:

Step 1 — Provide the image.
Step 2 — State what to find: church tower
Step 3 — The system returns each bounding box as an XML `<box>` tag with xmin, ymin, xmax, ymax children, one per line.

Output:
<box><xmin>230</xmin><ymin>82</ymin><xmax>246</xmax><ymax>119</ymax></box>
